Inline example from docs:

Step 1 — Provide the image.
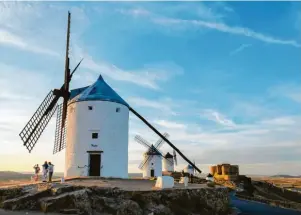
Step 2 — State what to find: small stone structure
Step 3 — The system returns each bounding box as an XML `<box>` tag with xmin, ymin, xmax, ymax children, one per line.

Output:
<box><xmin>210</xmin><ymin>164</ymin><xmax>239</xmax><ymax>181</ymax></box>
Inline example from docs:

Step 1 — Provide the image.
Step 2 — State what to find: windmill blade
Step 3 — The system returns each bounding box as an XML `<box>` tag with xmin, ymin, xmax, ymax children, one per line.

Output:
<box><xmin>154</xmin><ymin>132</ymin><xmax>169</xmax><ymax>149</ymax></box>
<box><xmin>173</xmin><ymin>149</ymin><xmax>178</xmax><ymax>166</ymax></box>
<box><xmin>130</xmin><ymin>107</ymin><xmax>202</xmax><ymax>174</ymax></box>
<box><xmin>19</xmin><ymin>12</ymin><xmax>80</xmax><ymax>154</ymax></box>
<box><xmin>193</xmin><ymin>160</ymin><xmax>196</xmax><ymax>174</ymax></box>
<box><xmin>70</xmin><ymin>59</ymin><xmax>83</xmax><ymax>77</ymax></box>
<box><xmin>138</xmin><ymin>155</ymin><xmax>153</xmax><ymax>170</ymax></box>
<box><xmin>53</xmin><ymin>103</ymin><xmax>67</xmax><ymax>154</ymax></box>
<box><xmin>19</xmin><ymin>90</ymin><xmax>58</xmax><ymax>153</ymax></box>
<box><xmin>134</xmin><ymin>135</ymin><xmax>152</xmax><ymax>149</ymax></box>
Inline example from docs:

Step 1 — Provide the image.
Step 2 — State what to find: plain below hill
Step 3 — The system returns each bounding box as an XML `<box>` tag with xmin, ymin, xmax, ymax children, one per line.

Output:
<box><xmin>271</xmin><ymin>175</ymin><xmax>301</xmax><ymax>178</ymax></box>
<box><xmin>0</xmin><ymin>171</ymin><xmax>32</xmax><ymax>181</ymax></box>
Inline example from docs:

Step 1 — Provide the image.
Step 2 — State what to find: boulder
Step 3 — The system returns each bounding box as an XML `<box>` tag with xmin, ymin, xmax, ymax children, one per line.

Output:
<box><xmin>39</xmin><ymin>189</ymin><xmax>92</xmax><ymax>214</ymax></box>
<box><xmin>1</xmin><ymin>189</ymin><xmax>51</xmax><ymax>210</ymax></box>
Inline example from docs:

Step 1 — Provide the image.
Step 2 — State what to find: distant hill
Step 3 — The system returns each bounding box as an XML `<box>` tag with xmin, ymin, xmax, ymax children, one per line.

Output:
<box><xmin>0</xmin><ymin>171</ymin><xmax>32</xmax><ymax>181</ymax></box>
<box><xmin>271</xmin><ymin>175</ymin><xmax>301</xmax><ymax>178</ymax></box>
<box><xmin>0</xmin><ymin>171</ymin><xmax>63</xmax><ymax>182</ymax></box>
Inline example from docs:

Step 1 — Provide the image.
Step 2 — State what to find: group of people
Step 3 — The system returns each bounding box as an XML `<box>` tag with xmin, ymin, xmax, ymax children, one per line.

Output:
<box><xmin>33</xmin><ymin>161</ymin><xmax>54</xmax><ymax>182</ymax></box>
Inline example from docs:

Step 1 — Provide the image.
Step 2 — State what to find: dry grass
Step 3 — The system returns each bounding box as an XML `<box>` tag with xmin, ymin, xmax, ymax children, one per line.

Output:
<box><xmin>252</xmin><ymin>177</ymin><xmax>301</xmax><ymax>188</ymax></box>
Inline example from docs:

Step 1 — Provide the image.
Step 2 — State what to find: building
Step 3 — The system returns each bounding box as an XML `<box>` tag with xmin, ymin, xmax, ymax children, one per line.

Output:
<box><xmin>162</xmin><ymin>152</ymin><xmax>174</xmax><ymax>172</ymax></box>
<box><xmin>142</xmin><ymin>145</ymin><xmax>163</xmax><ymax>178</ymax></box>
<box><xmin>184</xmin><ymin>164</ymin><xmax>194</xmax><ymax>175</ymax></box>
<box><xmin>210</xmin><ymin>163</ymin><xmax>239</xmax><ymax>181</ymax></box>
<box><xmin>65</xmin><ymin>74</ymin><xmax>129</xmax><ymax>178</ymax></box>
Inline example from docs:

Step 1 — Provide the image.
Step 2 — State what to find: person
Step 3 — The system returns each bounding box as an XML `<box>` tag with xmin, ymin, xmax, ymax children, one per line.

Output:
<box><xmin>33</xmin><ymin>164</ymin><xmax>40</xmax><ymax>181</ymax></box>
<box><xmin>42</xmin><ymin>161</ymin><xmax>48</xmax><ymax>182</ymax></box>
<box><xmin>48</xmin><ymin>162</ymin><xmax>54</xmax><ymax>182</ymax></box>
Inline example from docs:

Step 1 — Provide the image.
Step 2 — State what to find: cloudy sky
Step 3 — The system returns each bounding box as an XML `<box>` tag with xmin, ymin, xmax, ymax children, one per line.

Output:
<box><xmin>0</xmin><ymin>1</ymin><xmax>300</xmax><ymax>176</ymax></box>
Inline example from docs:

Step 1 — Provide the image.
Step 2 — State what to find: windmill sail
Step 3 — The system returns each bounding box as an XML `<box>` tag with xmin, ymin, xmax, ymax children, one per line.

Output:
<box><xmin>154</xmin><ymin>132</ymin><xmax>169</xmax><ymax>149</ymax></box>
<box><xmin>130</xmin><ymin>107</ymin><xmax>202</xmax><ymax>174</ymax></box>
<box><xmin>139</xmin><ymin>155</ymin><xmax>153</xmax><ymax>169</ymax></box>
<box><xmin>19</xmin><ymin>12</ymin><xmax>83</xmax><ymax>153</ymax></box>
<box><xmin>19</xmin><ymin>90</ymin><xmax>58</xmax><ymax>153</ymax></box>
<box><xmin>53</xmin><ymin>103</ymin><xmax>67</xmax><ymax>154</ymax></box>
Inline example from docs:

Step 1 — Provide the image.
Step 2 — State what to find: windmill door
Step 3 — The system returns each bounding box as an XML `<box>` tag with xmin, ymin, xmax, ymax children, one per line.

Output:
<box><xmin>150</xmin><ymin>169</ymin><xmax>155</xmax><ymax>177</ymax></box>
<box><xmin>89</xmin><ymin>154</ymin><xmax>101</xmax><ymax>176</ymax></box>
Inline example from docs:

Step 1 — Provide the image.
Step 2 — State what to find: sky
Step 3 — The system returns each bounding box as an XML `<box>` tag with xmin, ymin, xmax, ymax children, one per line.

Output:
<box><xmin>0</xmin><ymin>1</ymin><xmax>300</xmax><ymax>176</ymax></box>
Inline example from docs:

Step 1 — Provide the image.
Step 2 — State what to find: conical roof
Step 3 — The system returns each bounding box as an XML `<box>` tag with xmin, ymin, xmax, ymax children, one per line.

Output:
<box><xmin>165</xmin><ymin>152</ymin><xmax>173</xmax><ymax>158</ymax></box>
<box><xmin>146</xmin><ymin>145</ymin><xmax>162</xmax><ymax>156</ymax></box>
<box><xmin>70</xmin><ymin>74</ymin><xmax>129</xmax><ymax>107</ymax></box>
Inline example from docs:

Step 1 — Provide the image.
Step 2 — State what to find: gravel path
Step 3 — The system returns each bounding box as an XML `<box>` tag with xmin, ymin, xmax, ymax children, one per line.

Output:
<box><xmin>65</xmin><ymin>178</ymin><xmax>211</xmax><ymax>191</ymax></box>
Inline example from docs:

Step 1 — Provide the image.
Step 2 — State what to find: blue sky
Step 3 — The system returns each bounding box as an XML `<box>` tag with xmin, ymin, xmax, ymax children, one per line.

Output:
<box><xmin>0</xmin><ymin>1</ymin><xmax>300</xmax><ymax>175</ymax></box>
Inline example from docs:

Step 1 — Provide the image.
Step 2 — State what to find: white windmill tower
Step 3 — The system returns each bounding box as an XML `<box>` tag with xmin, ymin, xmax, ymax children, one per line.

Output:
<box><xmin>19</xmin><ymin>12</ymin><xmax>203</xmax><ymax>179</ymax></box>
<box><xmin>184</xmin><ymin>160</ymin><xmax>197</xmax><ymax>176</ymax></box>
<box><xmin>64</xmin><ymin>74</ymin><xmax>129</xmax><ymax>178</ymax></box>
<box><xmin>135</xmin><ymin>133</ymin><xmax>171</xmax><ymax>178</ymax></box>
<box><xmin>162</xmin><ymin>149</ymin><xmax>178</xmax><ymax>172</ymax></box>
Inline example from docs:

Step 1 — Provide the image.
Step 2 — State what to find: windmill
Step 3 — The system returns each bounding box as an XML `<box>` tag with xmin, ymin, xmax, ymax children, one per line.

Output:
<box><xmin>19</xmin><ymin>11</ymin><xmax>83</xmax><ymax>154</ymax></box>
<box><xmin>135</xmin><ymin>133</ymin><xmax>173</xmax><ymax>177</ymax></box>
<box><xmin>19</xmin><ymin>12</ymin><xmax>202</xmax><ymax>179</ymax></box>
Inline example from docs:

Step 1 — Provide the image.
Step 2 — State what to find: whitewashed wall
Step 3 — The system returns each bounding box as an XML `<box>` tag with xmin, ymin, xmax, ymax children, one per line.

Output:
<box><xmin>184</xmin><ymin>165</ymin><xmax>194</xmax><ymax>175</ymax></box>
<box><xmin>142</xmin><ymin>155</ymin><xmax>162</xmax><ymax>178</ymax></box>
<box><xmin>162</xmin><ymin>157</ymin><xmax>174</xmax><ymax>172</ymax></box>
<box><xmin>65</xmin><ymin>100</ymin><xmax>129</xmax><ymax>178</ymax></box>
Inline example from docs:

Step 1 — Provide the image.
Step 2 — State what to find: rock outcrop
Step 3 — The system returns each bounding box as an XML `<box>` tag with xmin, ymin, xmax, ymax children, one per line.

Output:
<box><xmin>0</xmin><ymin>183</ymin><xmax>230</xmax><ymax>215</ymax></box>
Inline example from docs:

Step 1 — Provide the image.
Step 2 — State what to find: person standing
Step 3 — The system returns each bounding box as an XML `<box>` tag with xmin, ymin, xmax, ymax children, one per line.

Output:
<box><xmin>48</xmin><ymin>162</ymin><xmax>54</xmax><ymax>182</ymax></box>
<box><xmin>42</xmin><ymin>161</ymin><xmax>48</xmax><ymax>182</ymax></box>
<box><xmin>33</xmin><ymin>164</ymin><xmax>40</xmax><ymax>181</ymax></box>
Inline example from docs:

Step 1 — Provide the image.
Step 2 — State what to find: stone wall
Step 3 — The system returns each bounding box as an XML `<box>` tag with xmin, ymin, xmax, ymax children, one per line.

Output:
<box><xmin>0</xmin><ymin>184</ymin><xmax>230</xmax><ymax>215</ymax></box>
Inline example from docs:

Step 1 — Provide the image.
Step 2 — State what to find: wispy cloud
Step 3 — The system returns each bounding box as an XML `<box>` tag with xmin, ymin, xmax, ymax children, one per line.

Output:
<box><xmin>127</xmin><ymin>97</ymin><xmax>177</xmax><ymax>115</ymax></box>
<box><xmin>154</xmin><ymin>119</ymin><xmax>187</xmax><ymax>129</ymax></box>
<box><xmin>73</xmin><ymin>45</ymin><xmax>182</xmax><ymax>90</ymax></box>
<box><xmin>154</xmin><ymin>18</ymin><xmax>301</xmax><ymax>48</ymax></box>
<box><xmin>119</xmin><ymin>8</ymin><xmax>301</xmax><ymax>48</ymax></box>
<box><xmin>230</xmin><ymin>44</ymin><xmax>252</xmax><ymax>56</ymax></box>
<box><xmin>200</xmin><ymin>109</ymin><xmax>236</xmax><ymax>127</ymax></box>
<box><xmin>117</xmin><ymin>8</ymin><xmax>151</xmax><ymax>17</ymax></box>
<box><xmin>269</xmin><ymin>83</ymin><xmax>301</xmax><ymax>103</ymax></box>
<box><xmin>0</xmin><ymin>28</ymin><xmax>59</xmax><ymax>56</ymax></box>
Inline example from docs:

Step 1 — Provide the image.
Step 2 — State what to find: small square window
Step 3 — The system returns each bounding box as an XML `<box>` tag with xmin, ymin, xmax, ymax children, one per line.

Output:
<box><xmin>151</xmin><ymin>163</ymin><xmax>154</xmax><ymax>166</ymax></box>
<box><xmin>92</xmin><ymin>133</ymin><xmax>98</xmax><ymax>139</ymax></box>
<box><xmin>88</xmin><ymin>106</ymin><xmax>93</xmax><ymax>110</ymax></box>
<box><xmin>116</xmin><ymin>107</ymin><xmax>120</xmax><ymax>112</ymax></box>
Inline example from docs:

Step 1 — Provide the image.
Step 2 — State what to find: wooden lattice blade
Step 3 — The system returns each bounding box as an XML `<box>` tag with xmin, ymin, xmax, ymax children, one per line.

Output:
<box><xmin>19</xmin><ymin>90</ymin><xmax>58</xmax><ymax>153</ymax></box>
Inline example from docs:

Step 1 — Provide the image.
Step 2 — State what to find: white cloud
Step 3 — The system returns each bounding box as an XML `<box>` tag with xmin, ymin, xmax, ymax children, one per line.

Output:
<box><xmin>153</xmin><ymin>18</ymin><xmax>301</xmax><ymax>47</ymax></box>
<box><xmin>200</xmin><ymin>109</ymin><xmax>236</xmax><ymax>127</ymax></box>
<box><xmin>117</xmin><ymin>8</ymin><xmax>151</xmax><ymax>17</ymax></box>
<box><xmin>260</xmin><ymin>116</ymin><xmax>296</xmax><ymax>126</ymax></box>
<box><xmin>269</xmin><ymin>83</ymin><xmax>301</xmax><ymax>103</ymax></box>
<box><xmin>127</xmin><ymin>97</ymin><xmax>176</xmax><ymax>114</ymax></box>
<box><xmin>0</xmin><ymin>28</ymin><xmax>59</xmax><ymax>56</ymax></box>
<box><xmin>230</xmin><ymin>43</ymin><xmax>252</xmax><ymax>56</ymax></box>
<box><xmin>73</xmin><ymin>45</ymin><xmax>182</xmax><ymax>90</ymax></box>
<box><xmin>128</xmin><ymin>112</ymin><xmax>301</xmax><ymax>175</ymax></box>
<box><xmin>118</xmin><ymin>8</ymin><xmax>301</xmax><ymax>48</ymax></box>
<box><xmin>154</xmin><ymin>119</ymin><xmax>187</xmax><ymax>129</ymax></box>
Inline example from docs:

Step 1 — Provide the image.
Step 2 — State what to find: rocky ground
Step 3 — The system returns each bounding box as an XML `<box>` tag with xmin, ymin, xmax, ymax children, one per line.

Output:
<box><xmin>0</xmin><ymin>179</ymin><xmax>231</xmax><ymax>215</ymax></box>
